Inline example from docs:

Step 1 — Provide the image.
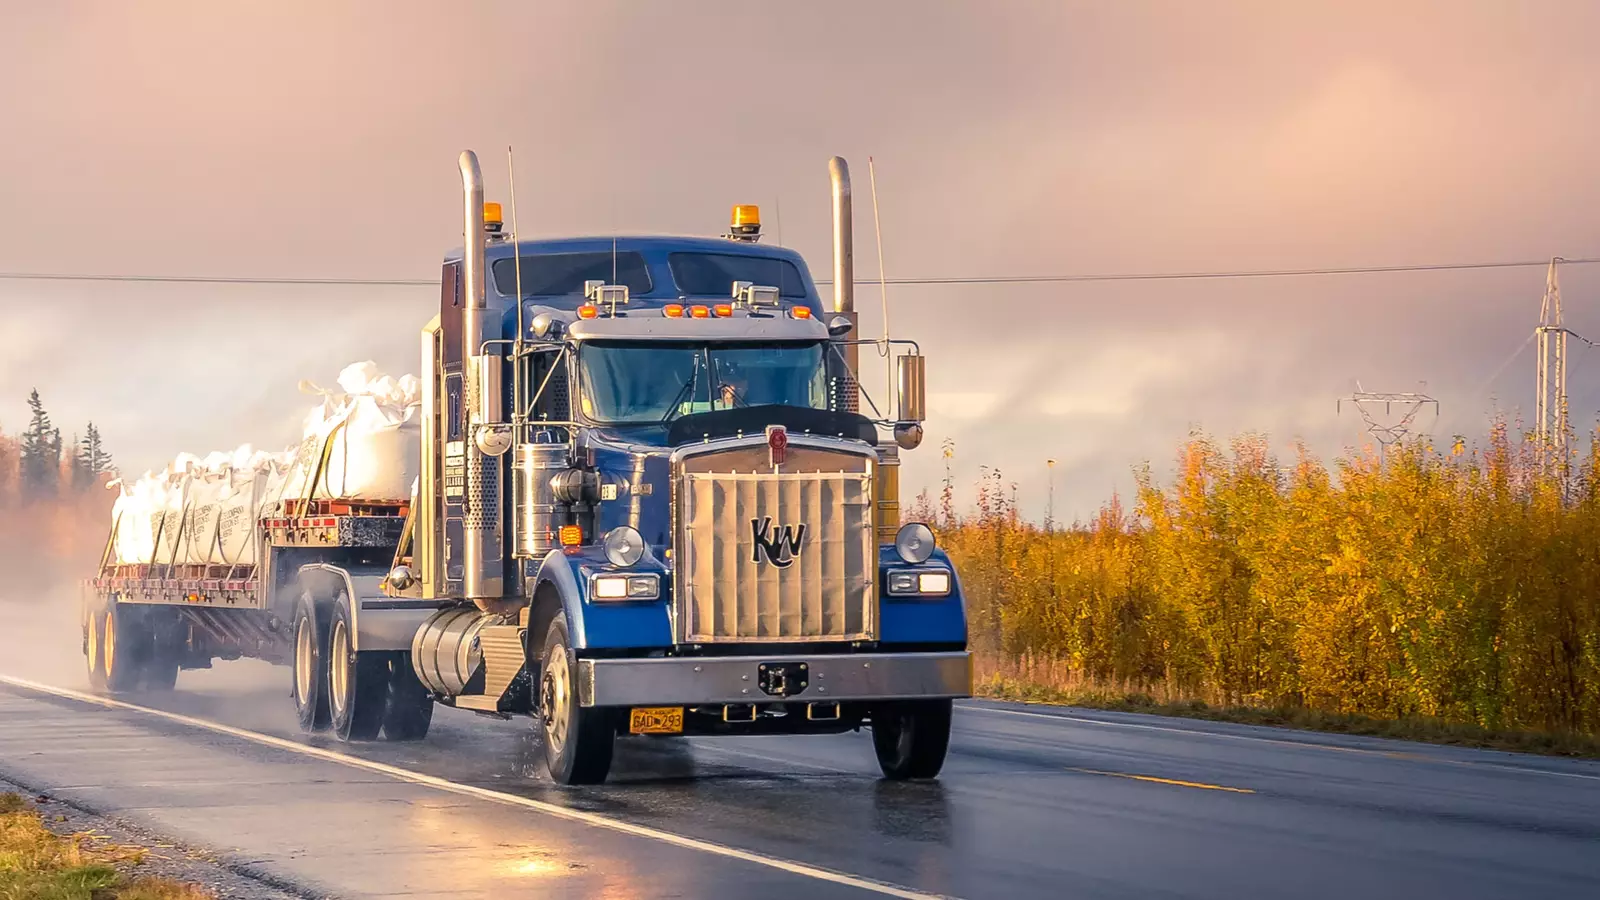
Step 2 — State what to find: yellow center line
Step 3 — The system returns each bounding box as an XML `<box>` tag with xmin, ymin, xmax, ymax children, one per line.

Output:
<box><xmin>1068</xmin><ymin>767</ymin><xmax>1255</xmax><ymax>794</ymax></box>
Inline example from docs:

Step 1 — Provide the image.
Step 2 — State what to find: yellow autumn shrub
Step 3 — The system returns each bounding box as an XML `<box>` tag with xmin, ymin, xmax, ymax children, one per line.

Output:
<box><xmin>928</xmin><ymin>423</ymin><xmax>1600</xmax><ymax>737</ymax></box>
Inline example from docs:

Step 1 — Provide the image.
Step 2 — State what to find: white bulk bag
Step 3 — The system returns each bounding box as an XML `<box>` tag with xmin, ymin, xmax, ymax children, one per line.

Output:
<box><xmin>315</xmin><ymin>394</ymin><xmax>418</xmax><ymax>501</ymax></box>
<box><xmin>276</xmin><ymin>395</ymin><xmax>341</xmax><ymax>506</ymax></box>
<box><xmin>218</xmin><ymin>467</ymin><xmax>267</xmax><ymax>566</ymax></box>
<box><xmin>184</xmin><ymin>471</ymin><xmax>227</xmax><ymax>566</ymax></box>
<box><xmin>155</xmin><ymin>476</ymin><xmax>191</xmax><ymax>565</ymax></box>
<box><xmin>112</xmin><ymin>477</ymin><xmax>157</xmax><ymax>565</ymax></box>
<box><xmin>256</xmin><ymin>453</ymin><xmax>295</xmax><ymax>518</ymax></box>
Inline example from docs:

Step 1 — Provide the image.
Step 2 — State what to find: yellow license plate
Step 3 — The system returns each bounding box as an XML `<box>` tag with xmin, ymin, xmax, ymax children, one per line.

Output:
<box><xmin>629</xmin><ymin>707</ymin><xmax>684</xmax><ymax>734</ymax></box>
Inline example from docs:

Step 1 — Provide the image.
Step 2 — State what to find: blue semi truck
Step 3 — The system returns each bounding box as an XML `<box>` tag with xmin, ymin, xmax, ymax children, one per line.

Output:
<box><xmin>85</xmin><ymin>151</ymin><xmax>970</xmax><ymax>784</ymax></box>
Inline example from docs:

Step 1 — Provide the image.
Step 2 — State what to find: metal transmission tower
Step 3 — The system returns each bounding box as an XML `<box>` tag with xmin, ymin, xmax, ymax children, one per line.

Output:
<box><xmin>1536</xmin><ymin>258</ymin><xmax>1569</xmax><ymax>466</ymax></box>
<box><xmin>1338</xmin><ymin>383</ymin><xmax>1440</xmax><ymax>464</ymax></box>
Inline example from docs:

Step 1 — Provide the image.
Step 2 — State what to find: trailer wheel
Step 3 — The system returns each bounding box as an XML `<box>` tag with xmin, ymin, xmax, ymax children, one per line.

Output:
<box><xmin>381</xmin><ymin>654</ymin><xmax>434</xmax><ymax>742</ymax></box>
<box><xmin>86</xmin><ymin>607</ymin><xmax>108</xmax><ymax>692</ymax></box>
<box><xmin>871</xmin><ymin>699</ymin><xmax>953</xmax><ymax>781</ymax></box>
<box><xmin>141</xmin><ymin>611</ymin><xmax>181</xmax><ymax>692</ymax></box>
<box><xmin>328</xmin><ymin>601</ymin><xmax>386</xmax><ymax>742</ymax></box>
<box><xmin>102</xmin><ymin>601</ymin><xmax>147</xmax><ymax>694</ymax></box>
<box><xmin>291</xmin><ymin>594</ymin><xmax>331</xmax><ymax>732</ymax></box>
<box><xmin>538</xmin><ymin>617</ymin><xmax>613</xmax><ymax>785</ymax></box>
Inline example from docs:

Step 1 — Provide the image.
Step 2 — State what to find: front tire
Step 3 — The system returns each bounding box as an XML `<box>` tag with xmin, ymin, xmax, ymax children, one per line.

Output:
<box><xmin>328</xmin><ymin>600</ymin><xmax>386</xmax><ymax>742</ymax></box>
<box><xmin>381</xmin><ymin>654</ymin><xmax>434</xmax><ymax>742</ymax></box>
<box><xmin>872</xmin><ymin>699</ymin><xmax>953</xmax><ymax>780</ymax></box>
<box><xmin>291</xmin><ymin>594</ymin><xmax>331</xmax><ymax>732</ymax></box>
<box><xmin>538</xmin><ymin>617</ymin><xmax>613</xmax><ymax>785</ymax></box>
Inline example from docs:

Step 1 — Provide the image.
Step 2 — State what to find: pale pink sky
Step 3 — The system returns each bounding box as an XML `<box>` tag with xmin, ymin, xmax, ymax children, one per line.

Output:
<box><xmin>3</xmin><ymin>1</ymin><xmax>1599</xmax><ymax>519</ymax></box>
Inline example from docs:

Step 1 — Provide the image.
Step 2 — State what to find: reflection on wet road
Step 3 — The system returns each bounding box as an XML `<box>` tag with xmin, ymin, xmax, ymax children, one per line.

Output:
<box><xmin>3</xmin><ymin>604</ymin><xmax>1600</xmax><ymax>899</ymax></box>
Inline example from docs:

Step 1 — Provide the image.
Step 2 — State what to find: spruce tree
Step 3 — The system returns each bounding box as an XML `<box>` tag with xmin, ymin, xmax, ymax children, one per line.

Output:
<box><xmin>76</xmin><ymin>423</ymin><xmax>113</xmax><ymax>489</ymax></box>
<box><xmin>18</xmin><ymin>389</ymin><xmax>60</xmax><ymax>502</ymax></box>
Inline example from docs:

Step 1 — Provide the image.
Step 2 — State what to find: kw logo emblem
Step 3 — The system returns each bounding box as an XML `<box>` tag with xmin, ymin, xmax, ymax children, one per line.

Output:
<box><xmin>750</xmin><ymin>516</ymin><xmax>806</xmax><ymax>568</ymax></box>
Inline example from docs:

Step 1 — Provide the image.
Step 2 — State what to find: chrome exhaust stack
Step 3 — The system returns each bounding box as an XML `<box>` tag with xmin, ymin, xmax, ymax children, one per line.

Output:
<box><xmin>458</xmin><ymin>150</ymin><xmax>505</xmax><ymax>603</ymax></box>
<box><xmin>828</xmin><ymin>156</ymin><xmax>859</xmax><ymax>412</ymax></box>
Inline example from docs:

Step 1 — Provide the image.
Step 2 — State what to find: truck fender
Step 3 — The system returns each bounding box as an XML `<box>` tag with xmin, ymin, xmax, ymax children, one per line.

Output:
<box><xmin>530</xmin><ymin>550</ymin><xmax>588</xmax><ymax>650</ymax></box>
<box><xmin>297</xmin><ymin>563</ymin><xmax>409</xmax><ymax>653</ymax></box>
<box><xmin>297</xmin><ymin>564</ymin><xmax>357</xmax><ymax>646</ymax></box>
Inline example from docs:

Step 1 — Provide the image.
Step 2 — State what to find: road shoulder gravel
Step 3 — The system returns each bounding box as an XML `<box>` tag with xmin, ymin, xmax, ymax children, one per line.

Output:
<box><xmin>1</xmin><ymin>775</ymin><xmax>312</xmax><ymax>900</ymax></box>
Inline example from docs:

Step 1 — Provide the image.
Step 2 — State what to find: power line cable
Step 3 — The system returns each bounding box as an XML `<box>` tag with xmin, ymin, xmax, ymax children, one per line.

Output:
<box><xmin>1</xmin><ymin>255</ymin><xmax>1597</xmax><ymax>289</ymax></box>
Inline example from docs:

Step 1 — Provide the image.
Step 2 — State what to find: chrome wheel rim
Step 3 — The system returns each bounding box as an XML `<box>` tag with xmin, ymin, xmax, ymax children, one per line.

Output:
<box><xmin>329</xmin><ymin>619</ymin><xmax>350</xmax><ymax>720</ymax></box>
<box><xmin>543</xmin><ymin>644</ymin><xmax>571</xmax><ymax>755</ymax></box>
<box><xmin>294</xmin><ymin>616</ymin><xmax>314</xmax><ymax>705</ymax></box>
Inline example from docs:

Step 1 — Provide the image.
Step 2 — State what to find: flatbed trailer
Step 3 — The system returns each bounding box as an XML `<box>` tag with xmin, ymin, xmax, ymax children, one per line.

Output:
<box><xmin>82</xmin><ymin>499</ymin><xmax>439</xmax><ymax>742</ymax></box>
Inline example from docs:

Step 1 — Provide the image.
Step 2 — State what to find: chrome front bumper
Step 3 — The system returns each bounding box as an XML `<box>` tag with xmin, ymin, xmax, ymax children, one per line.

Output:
<box><xmin>575</xmin><ymin>651</ymin><xmax>971</xmax><ymax>708</ymax></box>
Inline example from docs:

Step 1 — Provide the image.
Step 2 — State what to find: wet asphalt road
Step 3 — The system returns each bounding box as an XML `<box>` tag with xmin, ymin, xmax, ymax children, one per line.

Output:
<box><xmin>3</xmin><ymin>605</ymin><xmax>1600</xmax><ymax>898</ymax></box>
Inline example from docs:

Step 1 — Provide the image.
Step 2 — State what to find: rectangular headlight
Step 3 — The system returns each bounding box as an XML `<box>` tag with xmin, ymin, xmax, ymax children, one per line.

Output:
<box><xmin>887</xmin><ymin>568</ymin><xmax>951</xmax><ymax>597</ymax></box>
<box><xmin>592</xmin><ymin>573</ymin><xmax>660</xmax><ymax>601</ymax></box>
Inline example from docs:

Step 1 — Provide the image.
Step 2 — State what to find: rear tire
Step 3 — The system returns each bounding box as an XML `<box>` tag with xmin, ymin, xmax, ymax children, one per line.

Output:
<box><xmin>85</xmin><ymin>606</ymin><xmax>107</xmax><ymax>692</ymax></box>
<box><xmin>872</xmin><ymin>699</ymin><xmax>953</xmax><ymax>780</ymax></box>
<box><xmin>381</xmin><ymin>654</ymin><xmax>434</xmax><ymax>742</ymax></box>
<box><xmin>328</xmin><ymin>600</ymin><xmax>386</xmax><ymax>742</ymax></box>
<box><xmin>141</xmin><ymin>611</ymin><xmax>181</xmax><ymax>692</ymax></box>
<box><xmin>102</xmin><ymin>601</ymin><xmax>146</xmax><ymax>694</ymax></box>
<box><xmin>538</xmin><ymin>617</ymin><xmax>613</xmax><ymax>785</ymax></box>
<box><xmin>291</xmin><ymin>594</ymin><xmax>331</xmax><ymax>732</ymax></box>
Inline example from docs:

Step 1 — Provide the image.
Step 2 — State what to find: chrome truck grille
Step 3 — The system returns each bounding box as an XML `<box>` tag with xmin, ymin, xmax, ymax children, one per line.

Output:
<box><xmin>673</xmin><ymin>436</ymin><xmax>877</xmax><ymax>644</ymax></box>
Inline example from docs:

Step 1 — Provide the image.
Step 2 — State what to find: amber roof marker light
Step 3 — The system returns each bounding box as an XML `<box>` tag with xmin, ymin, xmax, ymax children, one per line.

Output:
<box><xmin>726</xmin><ymin>204</ymin><xmax>761</xmax><ymax>242</ymax></box>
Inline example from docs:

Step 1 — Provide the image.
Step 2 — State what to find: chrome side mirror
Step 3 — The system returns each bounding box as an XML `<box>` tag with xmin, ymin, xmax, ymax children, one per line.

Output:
<box><xmin>530</xmin><ymin>312</ymin><xmax>557</xmax><ymax>339</ymax></box>
<box><xmin>893</xmin><ymin>353</ymin><xmax>926</xmax><ymax>449</ymax></box>
<box><xmin>387</xmin><ymin>565</ymin><xmax>415</xmax><ymax>590</ymax></box>
<box><xmin>896</xmin><ymin>353</ymin><xmax>926</xmax><ymax>422</ymax></box>
<box><xmin>893</xmin><ymin>422</ymin><xmax>924</xmax><ymax>450</ymax></box>
<box><xmin>827</xmin><ymin>315</ymin><xmax>854</xmax><ymax>337</ymax></box>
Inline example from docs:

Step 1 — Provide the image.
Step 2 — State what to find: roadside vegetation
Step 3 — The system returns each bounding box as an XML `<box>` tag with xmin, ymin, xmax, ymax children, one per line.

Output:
<box><xmin>0</xmin><ymin>792</ymin><xmax>207</xmax><ymax>899</ymax></box>
<box><xmin>919</xmin><ymin>421</ymin><xmax>1600</xmax><ymax>756</ymax></box>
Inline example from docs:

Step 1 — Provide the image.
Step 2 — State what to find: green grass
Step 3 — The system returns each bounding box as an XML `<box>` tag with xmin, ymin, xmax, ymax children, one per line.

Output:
<box><xmin>976</xmin><ymin>673</ymin><xmax>1600</xmax><ymax>760</ymax></box>
<box><xmin>0</xmin><ymin>793</ymin><xmax>209</xmax><ymax>900</ymax></box>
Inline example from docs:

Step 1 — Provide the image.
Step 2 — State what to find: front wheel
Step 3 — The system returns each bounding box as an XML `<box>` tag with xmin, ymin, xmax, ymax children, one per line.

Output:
<box><xmin>871</xmin><ymin>699</ymin><xmax>953</xmax><ymax>780</ymax></box>
<box><xmin>381</xmin><ymin>654</ymin><xmax>434</xmax><ymax>742</ymax></box>
<box><xmin>538</xmin><ymin>618</ymin><xmax>614</xmax><ymax>785</ymax></box>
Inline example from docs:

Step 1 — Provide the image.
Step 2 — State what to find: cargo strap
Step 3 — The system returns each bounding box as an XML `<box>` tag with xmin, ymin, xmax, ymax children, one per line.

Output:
<box><xmin>280</xmin><ymin>412</ymin><xmax>351</xmax><ymax>515</ymax></box>
<box><xmin>99</xmin><ymin>509</ymin><xmax>123</xmax><ymax>573</ymax></box>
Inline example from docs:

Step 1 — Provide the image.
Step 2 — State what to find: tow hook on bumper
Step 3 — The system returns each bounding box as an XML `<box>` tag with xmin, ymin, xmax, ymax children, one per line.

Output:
<box><xmin>758</xmin><ymin>662</ymin><xmax>808</xmax><ymax>697</ymax></box>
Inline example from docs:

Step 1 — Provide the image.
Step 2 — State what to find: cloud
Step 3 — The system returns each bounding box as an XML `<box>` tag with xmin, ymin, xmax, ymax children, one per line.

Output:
<box><xmin>4</xmin><ymin>1</ymin><xmax>1600</xmax><ymax>522</ymax></box>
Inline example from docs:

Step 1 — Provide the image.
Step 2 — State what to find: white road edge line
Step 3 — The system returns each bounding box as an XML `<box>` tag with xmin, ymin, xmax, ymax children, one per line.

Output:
<box><xmin>0</xmin><ymin>675</ymin><xmax>956</xmax><ymax>900</ymax></box>
<box><xmin>957</xmin><ymin>701</ymin><xmax>1600</xmax><ymax>783</ymax></box>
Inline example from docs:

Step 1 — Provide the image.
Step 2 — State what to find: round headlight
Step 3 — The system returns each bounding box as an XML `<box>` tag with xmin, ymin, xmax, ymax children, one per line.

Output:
<box><xmin>895</xmin><ymin>522</ymin><xmax>936</xmax><ymax>565</ymax></box>
<box><xmin>603</xmin><ymin>526</ymin><xmax>646</xmax><ymax>567</ymax></box>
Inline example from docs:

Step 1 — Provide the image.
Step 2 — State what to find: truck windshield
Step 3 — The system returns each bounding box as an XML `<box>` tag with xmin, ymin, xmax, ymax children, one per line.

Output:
<box><xmin>579</xmin><ymin>341</ymin><xmax>829</xmax><ymax>424</ymax></box>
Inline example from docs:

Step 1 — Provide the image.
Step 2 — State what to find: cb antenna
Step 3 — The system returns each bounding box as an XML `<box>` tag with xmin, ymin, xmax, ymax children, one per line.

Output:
<box><xmin>867</xmin><ymin>156</ymin><xmax>891</xmax><ymax>400</ymax></box>
<box><xmin>508</xmin><ymin>146</ymin><xmax>524</xmax><ymax>329</ymax></box>
<box><xmin>508</xmin><ymin>146</ymin><xmax>526</xmax><ymax>423</ymax></box>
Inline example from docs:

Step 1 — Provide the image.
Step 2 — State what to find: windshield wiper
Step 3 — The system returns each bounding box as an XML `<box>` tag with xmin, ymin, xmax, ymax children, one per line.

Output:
<box><xmin>658</xmin><ymin>353</ymin><xmax>703</xmax><ymax>426</ymax></box>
